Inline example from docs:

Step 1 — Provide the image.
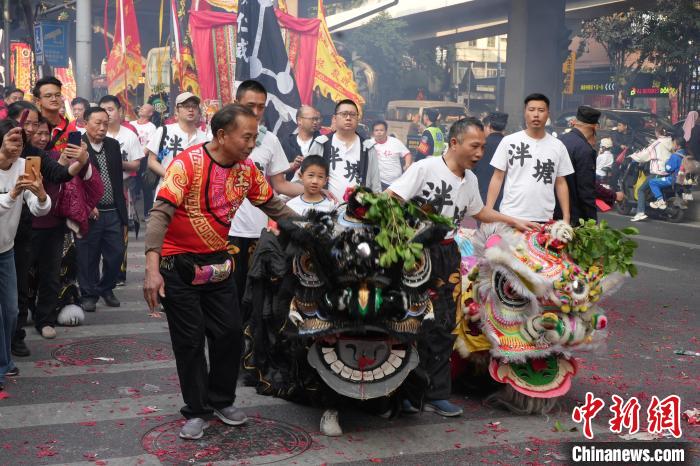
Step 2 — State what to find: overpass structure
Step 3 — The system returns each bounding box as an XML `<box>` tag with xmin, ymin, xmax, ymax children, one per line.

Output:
<box><xmin>327</xmin><ymin>0</ymin><xmax>655</xmax><ymax>122</ymax></box>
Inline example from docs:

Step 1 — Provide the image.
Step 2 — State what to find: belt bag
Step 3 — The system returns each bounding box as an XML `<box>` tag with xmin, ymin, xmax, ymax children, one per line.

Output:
<box><xmin>174</xmin><ymin>251</ymin><xmax>232</xmax><ymax>285</ymax></box>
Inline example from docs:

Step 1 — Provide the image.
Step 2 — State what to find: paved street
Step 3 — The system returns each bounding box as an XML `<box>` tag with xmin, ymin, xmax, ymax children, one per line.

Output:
<box><xmin>0</xmin><ymin>213</ymin><xmax>698</xmax><ymax>465</ymax></box>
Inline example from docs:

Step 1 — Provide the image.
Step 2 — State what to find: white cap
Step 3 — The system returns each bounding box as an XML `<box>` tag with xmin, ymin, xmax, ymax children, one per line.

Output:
<box><xmin>175</xmin><ymin>92</ymin><xmax>200</xmax><ymax>106</ymax></box>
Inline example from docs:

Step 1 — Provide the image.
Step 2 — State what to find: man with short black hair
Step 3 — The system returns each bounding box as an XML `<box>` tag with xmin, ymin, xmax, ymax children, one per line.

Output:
<box><xmin>143</xmin><ymin>103</ymin><xmax>296</xmax><ymax>441</ymax></box>
<box><xmin>76</xmin><ymin>107</ymin><xmax>128</xmax><ymax>311</ymax></box>
<box><xmin>387</xmin><ymin>116</ymin><xmax>537</xmax><ymax>420</ymax></box>
<box><xmin>415</xmin><ymin>108</ymin><xmax>444</xmax><ymax>161</ymax></box>
<box><xmin>486</xmin><ymin>93</ymin><xmax>573</xmax><ymax>223</ymax></box>
<box><xmin>473</xmin><ymin>111</ymin><xmax>508</xmax><ymax>204</ymax></box>
<box><xmin>33</xmin><ymin>76</ymin><xmax>70</xmax><ymax>152</ymax></box>
<box><xmin>372</xmin><ymin>120</ymin><xmax>412</xmax><ymax>189</ymax></box>
<box><xmin>5</xmin><ymin>88</ymin><xmax>24</xmax><ymax>105</ymax></box>
<box><xmin>316</xmin><ymin>99</ymin><xmax>381</xmax><ymax>199</ymax></box>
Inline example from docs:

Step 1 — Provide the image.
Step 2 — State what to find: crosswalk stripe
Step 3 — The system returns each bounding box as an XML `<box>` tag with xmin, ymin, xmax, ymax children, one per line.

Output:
<box><xmin>24</xmin><ymin>322</ymin><xmax>169</xmax><ymax>342</ymax></box>
<box><xmin>13</xmin><ymin>359</ymin><xmax>176</xmax><ymax>378</ymax></box>
<box><xmin>0</xmin><ymin>387</ymin><xmax>288</xmax><ymax>429</ymax></box>
<box><xmin>61</xmin><ymin>454</ymin><xmax>162</xmax><ymax>466</ymax></box>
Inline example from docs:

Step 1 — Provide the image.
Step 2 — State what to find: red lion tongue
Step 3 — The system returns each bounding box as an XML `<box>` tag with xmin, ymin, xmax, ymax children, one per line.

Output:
<box><xmin>358</xmin><ymin>356</ymin><xmax>376</xmax><ymax>370</ymax></box>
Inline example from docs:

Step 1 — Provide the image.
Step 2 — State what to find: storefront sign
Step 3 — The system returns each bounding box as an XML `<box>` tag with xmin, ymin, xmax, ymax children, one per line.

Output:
<box><xmin>630</xmin><ymin>86</ymin><xmax>675</xmax><ymax>96</ymax></box>
<box><xmin>577</xmin><ymin>82</ymin><xmax>616</xmax><ymax>93</ymax></box>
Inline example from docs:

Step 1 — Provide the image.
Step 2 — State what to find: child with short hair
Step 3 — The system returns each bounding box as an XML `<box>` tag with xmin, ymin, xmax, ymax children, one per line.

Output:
<box><xmin>596</xmin><ymin>137</ymin><xmax>614</xmax><ymax>182</ymax></box>
<box><xmin>286</xmin><ymin>155</ymin><xmax>336</xmax><ymax>215</ymax></box>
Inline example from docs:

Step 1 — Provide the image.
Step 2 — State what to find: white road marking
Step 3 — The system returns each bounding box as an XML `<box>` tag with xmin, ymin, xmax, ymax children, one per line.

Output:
<box><xmin>633</xmin><ymin>234</ymin><xmax>700</xmax><ymax>250</ymax></box>
<box><xmin>14</xmin><ymin>359</ymin><xmax>176</xmax><ymax>378</ymax></box>
<box><xmin>633</xmin><ymin>261</ymin><xmax>678</xmax><ymax>272</ymax></box>
<box><xmin>24</xmin><ymin>322</ymin><xmax>169</xmax><ymax>342</ymax></box>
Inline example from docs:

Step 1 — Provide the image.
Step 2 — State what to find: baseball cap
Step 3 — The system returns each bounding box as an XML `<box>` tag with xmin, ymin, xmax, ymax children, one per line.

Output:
<box><xmin>175</xmin><ymin>92</ymin><xmax>200</xmax><ymax>106</ymax></box>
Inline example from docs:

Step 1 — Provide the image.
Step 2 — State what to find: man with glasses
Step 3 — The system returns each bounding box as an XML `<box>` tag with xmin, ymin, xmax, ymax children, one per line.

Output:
<box><xmin>32</xmin><ymin>77</ymin><xmax>70</xmax><ymax>152</ymax></box>
<box><xmin>280</xmin><ymin>105</ymin><xmax>326</xmax><ymax>180</ymax></box>
<box><xmin>316</xmin><ymin>99</ymin><xmax>381</xmax><ymax>199</ymax></box>
<box><xmin>146</xmin><ymin>92</ymin><xmax>208</xmax><ymax>194</ymax></box>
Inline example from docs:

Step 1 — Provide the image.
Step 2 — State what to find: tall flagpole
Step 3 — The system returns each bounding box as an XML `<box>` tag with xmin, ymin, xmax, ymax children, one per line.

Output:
<box><xmin>168</xmin><ymin>0</ymin><xmax>177</xmax><ymax>115</ymax></box>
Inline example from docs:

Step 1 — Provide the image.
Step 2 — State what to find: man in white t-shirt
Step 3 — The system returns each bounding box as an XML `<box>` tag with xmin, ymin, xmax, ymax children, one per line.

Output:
<box><xmin>227</xmin><ymin>80</ymin><xmax>305</xmax><ymax>302</ymax></box>
<box><xmin>486</xmin><ymin>93</ymin><xmax>573</xmax><ymax>223</ymax></box>
<box><xmin>314</xmin><ymin>99</ymin><xmax>381</xmax><ymax>200</ymax></box>
<box><xmin>145</xmin><ymin>92</ymin><xmax>209</xmax><ymax>193</ymax></box>
<box><xmin>131</xmin><ymin>104</ymin><xmax>157</xmax><ymax>150</ymax></box>
<box><xmin>388</xmin><ymin>117</ymin><xmax>537</xmax><ymax>418</ymax></box>
<box><xmin>372</xmin><ymin>120</ymin><xmax>411</xmax><ymax>189</ymax></box>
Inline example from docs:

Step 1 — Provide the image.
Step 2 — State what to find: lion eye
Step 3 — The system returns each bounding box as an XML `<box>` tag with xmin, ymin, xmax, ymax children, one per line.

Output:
<box><xmin>294</xmin><ymin>253</ymin><xmax>322</xmax><ymax>288</ymax></box>
<box><xmin>494</xmin><ymin>271</ymin><xmax>529</xmax><ymax>309</ymax></box>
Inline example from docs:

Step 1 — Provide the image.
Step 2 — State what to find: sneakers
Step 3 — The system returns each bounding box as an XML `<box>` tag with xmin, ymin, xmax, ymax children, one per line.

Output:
<box><xmin>116</xmin><ymin>280</ymin><xmax>126</xmax><ymax>287</ymax></box>
<box><xmin>179</xmin><ymin>418</ymin><xmax>209</xmax><ymax>440</ymax></box>
<box><xmin>682</xmin><ymin>193</ymin><xmax>693</xmax><ymax>201</ymax></box>
<box><xmin>630</xmin><ymin>212</ymin><xmax>648</xmax><ymax>222</ymax></box>
<box><xmin>401</xmin><ymin>399</ymin><xmax>420</xmax><ymax>414</ymax></box>
<box><xmin>320</xmin><ymin>409</ymin><xmax>343</xmax><ymax>437</ymax></box>
<box><xmin>5</xmin><ymin>367</ymin><xmax>19</xmax><ymax>377</ymax></box>
<box><xmin>101</xmin><ymin>292</ymin><xmax>120</xmax><ymax>308</ymax></box>
<box><xmin>213</xmin><ymin>405</ymin><xmax>248</xmax><ymax>426</ymax></box>
<box><xmin>649</xmin><ymin>199</ymin><xmax>667</xmax><ymax>210</ymax></box>
<box><xmin>424</xmin><ymin>399</ymin><xmax>463</xmax><ymax>417</ymax></box>
<box><xmin>41</xmin><ymin>326</ymin><xmax>57</xmax><ymax>339</ymax></box>
<box><xmin>81</xmin><ymin>297</ymin><xmax>97</xmax><ymax>312</ymax></box>
<box><xmin>11</xmin><ymin>339</ymin><xmax>30</xmax><ymax>357</ymax></box>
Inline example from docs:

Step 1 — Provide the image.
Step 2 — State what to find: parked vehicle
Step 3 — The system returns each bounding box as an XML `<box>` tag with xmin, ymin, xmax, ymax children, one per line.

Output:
<box><xmin>385</xmin><ymin>100</ymin><xmax>467</xmax><ymax>153</ymax></box>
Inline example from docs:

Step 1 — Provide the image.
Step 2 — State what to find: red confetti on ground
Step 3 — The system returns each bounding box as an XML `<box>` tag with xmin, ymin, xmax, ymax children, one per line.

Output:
<box><xmin>369</xmin><ymin>458</ymin><xmax>383</xmax><ymax>463</ymax></box>
<box><xmin>79</xmin><ymin>421</ymin><xmax>97</xmax><ymax>426</ymax></box>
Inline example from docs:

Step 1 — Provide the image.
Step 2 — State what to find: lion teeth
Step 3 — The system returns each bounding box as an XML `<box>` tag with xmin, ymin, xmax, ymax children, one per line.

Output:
<box><xmin>388</xmin><ymin>354</ymin><xmax>402</xmax><ymax>369</ymax></box>
<box><xmin>372</xmin><ymin>367</ymin><xmax>385</xmax><ymax>379</ymax></box>
<box><xmin>351</xmin><ymin>370</ymin><xmax>362</xmax><ymax>381</ymax></box>
<box><xmin>362</xmin><ymin>371</ymin><xmax>374</xmax><ymax>381</ymax></box>
<box><xmin>381</xmin><ymin>362</ymin><xmax>396</xmax><ymax>375</ymax></box>
<box><xmin>391</xmin><ymin>349</ymin><xmax>406</xmax><ymax>358</ymax></box>
<box><xmin>322</xmin><ymin>347</ymin><xmax>334</xmax><ymax>354</ymax></box>
<box><xmin>323</xmin><ymin>351</ymin><xmax>338</xmax><ymax>364</ymax></box>
<box><xmin>330</xmin><ymin>361</ymin><xmax>343</xmax><ymax>374</ymax></box>
<box><xmin>340</xmin><ymin>366</ymin><xmax>353</xmax><ymax>379</ymax></box>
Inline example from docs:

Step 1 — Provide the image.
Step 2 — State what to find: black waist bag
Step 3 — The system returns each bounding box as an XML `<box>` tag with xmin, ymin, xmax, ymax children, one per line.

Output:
<box><xmin>174</xmin><ymin>251</ymin><xmax>232</xmax><ymax>286</ymax></box>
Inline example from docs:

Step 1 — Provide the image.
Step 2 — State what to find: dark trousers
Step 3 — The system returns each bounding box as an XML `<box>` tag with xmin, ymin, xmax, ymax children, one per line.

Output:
<box><xmin>417</xmin><ymin>242</ymin><xmax>460</xmax><ymax>401</ymax></box>
<box><xmin>118</xmin><ymin>225</ymin><xmax>128</xmax><ymax>282</ymax></box>
<box><xmin>30</xmin><ymin>226</ymin><xmax>65</xmax><ymax>330</ymax></box>
<box><xmin>228</xmin><ymin>236</ymin><xmax>259</xmax><ymax>312</ymax></box>
<box><xmin>13</xmin><ymin>229</ymin><xmax>32</xmax><ymax>343</ymax></box>
<box><xmin>76</xmin><ymin>210</ymin><xmax>125</xmax><ymax>299</ymax></box>
<box><xmin>160</xmin><ymin>257</ymin><xmax>242</xmax><ymax>418</ymax></box>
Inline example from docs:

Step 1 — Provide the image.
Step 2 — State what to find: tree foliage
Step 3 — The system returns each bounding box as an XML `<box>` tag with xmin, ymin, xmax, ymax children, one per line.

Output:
<box><xmin>577</xmin><ymin>9</ymin><xmax>651</xmax><ymax>105</ymax></box>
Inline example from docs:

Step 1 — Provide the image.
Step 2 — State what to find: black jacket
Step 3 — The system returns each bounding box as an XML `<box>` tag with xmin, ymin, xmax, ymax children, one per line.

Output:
<box><xmin>472</xmin><ymin>132</ymin><xmax>503</xmax><ymax>206</ymax></box>
<box><xmin>84</xmin><ymin>134</ymin><xmax>128</xmax><ymax>225</ymax></box>
<box><xmin>555</xmin><ymin>128</ymin><xmax>597</xmax><ymax>225</ymax></box>
<box><xmin>280</xmin><ymin>130</ymin><xmax>324</xmax><ymax>180</ymax></box>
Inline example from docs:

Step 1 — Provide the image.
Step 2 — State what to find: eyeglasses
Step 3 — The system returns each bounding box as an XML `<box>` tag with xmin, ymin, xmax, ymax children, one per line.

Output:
<box><xmin>336</xmin><ymin>111</ymin><xmax>358</xmax><ymax>119</ymax></box>
<box><xmin>300</xmin><ymin>116</ymin><xmax>322</xmax><ymax>122</ymax></box>
<box><xmin>41</xmin><ymin>93</ymin><xmax>62</xmax><ymax>100</ymax></box>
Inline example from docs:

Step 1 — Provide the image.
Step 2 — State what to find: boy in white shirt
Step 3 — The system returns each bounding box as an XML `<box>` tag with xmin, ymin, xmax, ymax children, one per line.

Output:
<box><xmin>286</xmin><ymin>156</ymin><xmax>336</xmax><ymax>216</ymax></box>
<box><xmin>597</xmin><ymin>137</ymin><xmax>614</xmax><ymax>181</ymax></box>
<box><xmin>486</xmin><ymin>93</ymin><xmax>572</xmax><ymax>223</ymax></box>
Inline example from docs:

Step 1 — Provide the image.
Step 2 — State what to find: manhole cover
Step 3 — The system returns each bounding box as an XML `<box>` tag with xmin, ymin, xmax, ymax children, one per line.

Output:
<box><xmin>141</xmin><ymin>417</ymin><xmax>312</xmax><ymax>465</ymax></box>
<box><xmin>52</xmin><ymin>337</ymin><xmax>174</xmax><ymax>365</ymax></box>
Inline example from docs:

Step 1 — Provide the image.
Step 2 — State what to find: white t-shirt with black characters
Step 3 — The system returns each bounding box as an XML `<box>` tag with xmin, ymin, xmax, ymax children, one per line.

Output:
<box><xmin>490</xmin><ymin>130</ymin><xmax>574</xmax><ymax>222</ymax></box>
<box><xmin>286</xmin><ymin>195</ymin><xmax>336</xmax><ymax>216</ymax></box>
<box><xmin>146</xmin><ymin>123</ymin><xmax>209</xmax><ymax>191</ymax></box>
<box><xmin>373</xmin><ymin>136</ymin><xmax>411</xmax><ymax>185</ymax></box>
<box><xmin>327</xmin><ymin>134</ymin><xmax>361</xmax><ymax>200</ymax></box>
<box><xmin>130</xmin><ymin>120</ymin><xmax>157</xmax><ymax>149</ymax></box>
<box><xmin>388</xmin><ymin>156</ymin><xmax>484</xmax><ymax>226</ymax></box>
<box><xmin>228</xmin><ymin>130</ymin><xmax>289</xmax><ymax>238</ymax></box>
<box><xmin>107</xmin><ymin>125</ymin><xmax>144</xmax><ymax>180</ymax></box>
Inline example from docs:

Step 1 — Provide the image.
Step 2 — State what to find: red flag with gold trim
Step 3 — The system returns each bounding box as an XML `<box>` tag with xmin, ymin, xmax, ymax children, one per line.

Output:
<box><xmin>106</xmin><ymin>0</ymin><xmax>143</xmax><ymax>95</ymax></box>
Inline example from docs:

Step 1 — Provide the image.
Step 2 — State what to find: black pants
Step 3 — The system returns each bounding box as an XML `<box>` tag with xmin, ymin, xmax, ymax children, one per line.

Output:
<box><xmin>417</xmin><ymin>241</ymin><xmax>460</xmax><ymax>401</ymax></box>
<box><xmin>228</xmin><ymin>236</ymin><xmax>259</xmax><ymax>312</ymax></box>
<box><xmin>12</xmin><ymin>225</ymin><xmax>32</xmax><ymax>342</ymax></box>
<box><xmin>76</xmin><ymin>210</ymin><xmax>125</xmax><ymax>299</ymax></box>
<box><xmin>30</xmin><ymin>226</ymin><xmax>65</xmax><ymax>331</ymax></box>
<box><xmin>160</xmin><ymin>256</ymin><xmax>242</xmax><ymax>418</ymax></box>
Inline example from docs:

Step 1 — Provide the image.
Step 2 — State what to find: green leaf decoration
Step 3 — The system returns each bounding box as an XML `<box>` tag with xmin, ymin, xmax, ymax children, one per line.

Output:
<box><xmin>353</xmin><ymin>189</ymin><xmax>454</xmax><ymax>270</ymax></box>
<box><xmin>566</xmin><ymin>221</ymin><xmax>639</xmax><ymax>276</ymax></box>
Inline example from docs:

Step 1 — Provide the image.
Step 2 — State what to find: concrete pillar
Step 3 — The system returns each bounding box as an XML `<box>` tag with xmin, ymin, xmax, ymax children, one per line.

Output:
<box><xmin>503</xmin><ymin>0</ymin><xmax>565</xmax><ymax>129</ymax></box>
<box><xmin>75</xmin><ymin>0</ymin><xmax>92</xmax><ymax>99</ymax></box>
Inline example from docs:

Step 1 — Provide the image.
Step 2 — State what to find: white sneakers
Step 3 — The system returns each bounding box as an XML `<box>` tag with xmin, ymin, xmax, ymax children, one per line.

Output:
<box><xmin>41</xmin><ymin>326</ymin><xmax>57</xmax><ymax>339</ymax></box>
<box><xmin>649</xmin><ymin>199</ymin><xmax>667</xmax><ymax>210</ymax></box>
<box><xmin>320</xmin><ymin>409</ymin><xmax>342</xmax><ymax>437</ymax></box>
<box><xmin>630</xmin><ymin>212</ymin><xmax>648</xmax><ymax>222</ymax></box>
